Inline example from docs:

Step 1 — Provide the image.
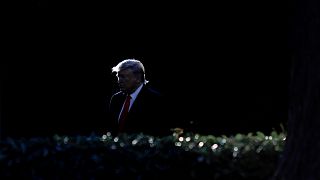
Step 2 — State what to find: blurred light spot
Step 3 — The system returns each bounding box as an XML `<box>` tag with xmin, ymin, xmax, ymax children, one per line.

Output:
<box><xmin>63</xmin><ymin>137</ymin><xmax>69</xmax><ymax>144</ymax></box>
<box><xmin>211</xmin><ymin>144</ymin><xmax>218</xmax><ymax>150</ymax></box>
<box><xmin>198</xmin><ymin>142</ymin><xmax>204</xmax><ymax>148</ymax></box>
<box><xmin>114</xmin><ymin>137</ymin><xmax>119</xmax><ymax>142</ymax></box>
<box><xmin>233</xmin><ymin>151</ymin><xmax>238</xmax><ymax>157</ymax></box>
<box><xmin>111</xmin><ymin>145</ymin><xmax>117</xmax><ymax>150</ymax></box>
<box><xmin>148</xmin><ymin>137</ymin><xmax>154</xmax><ymax>144</ymax></box>
<box><xmin>175</xmin><ymin>142</ymin><xmax>182</xmax><ymax>147</ymax></box>
<box><xmin>256</xmin><ymin>146</ymin><xmax>263</xmax><ymax>153</ymax></box>
<box><xmin>265</xmin><ymin>136</ymin><xmax>273</xmax><ymax>140</ymax></box>
<box><xmin>179</xmin><ymin>137</ymin><xmax>184</xmax><ymax>142</ymax></box>
<box><xmin>102</xmin><ymin>135</ymin><xmax>107</xmax><ymax>140</ymax></box>
<box><xmin>188</xmin><ymin>143</ymin><xmax>195</xmax><ymax>149</ymax></box>
<box><xmin>195</xmin><ymin>134</ymin><xmax>200</xmax><ymax>140</ymax></box>
<box><xmin>132</xmin><ymin>139</ymin><xmax>138</xmax><ymax>145</ymax></box>
<box><xmin>186</xmin><ymin>137</ymin><xmax>191</xmax><ymax>142</ymax></box>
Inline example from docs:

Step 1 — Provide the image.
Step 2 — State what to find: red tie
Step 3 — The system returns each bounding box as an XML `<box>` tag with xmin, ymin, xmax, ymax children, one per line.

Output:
<box><xmin>118</xmin><ymin>95</ymin><xmax>131</xmax><ymax>133</ymax></box>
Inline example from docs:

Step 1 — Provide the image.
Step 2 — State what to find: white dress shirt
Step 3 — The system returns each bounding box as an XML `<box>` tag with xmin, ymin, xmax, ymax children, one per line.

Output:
<box><xmin>118</xmin><ymin>84</ymin><xmax>143</xmax><ymax>121</ymax></box>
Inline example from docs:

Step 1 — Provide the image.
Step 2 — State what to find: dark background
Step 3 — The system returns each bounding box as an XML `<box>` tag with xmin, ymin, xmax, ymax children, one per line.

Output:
<box><xmin>1</xmin><ymin>3</ymin><xmax>289</xmax><ymax>137</ymax></box>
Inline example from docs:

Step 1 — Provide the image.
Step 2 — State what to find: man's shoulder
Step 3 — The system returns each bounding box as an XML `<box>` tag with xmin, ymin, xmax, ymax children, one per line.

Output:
<box><xmin>142</xmin><ymin>85</ymin><xmax>163</xmax><ymax>97</ymax></box>
<box><xmin>111</xmin><ymin>91</ymin><xmax>125</xmax><ymax>100</ymax></box>
<box><xmin>112</xmin><ymin>91</ymin><xmax>123</xmax><ymax>96</ymax></box>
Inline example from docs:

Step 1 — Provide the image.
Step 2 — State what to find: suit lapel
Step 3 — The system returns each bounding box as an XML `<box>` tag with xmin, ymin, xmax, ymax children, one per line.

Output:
<box><xmin>113</xmin><ymin>93</ymin><xmax>126</xmax><ymax>120</ymax></box>
<box><xmin>128</xmin><ymin>86</ymin><xmax>146</xmax><ymax>115</ymax></box>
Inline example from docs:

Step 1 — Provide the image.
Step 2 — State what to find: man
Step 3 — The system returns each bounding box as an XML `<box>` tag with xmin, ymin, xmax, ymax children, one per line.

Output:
<box><xmin>107</xmin><ymin>59</ymin><xmax>170</xmax><ymax>137</ymax></box>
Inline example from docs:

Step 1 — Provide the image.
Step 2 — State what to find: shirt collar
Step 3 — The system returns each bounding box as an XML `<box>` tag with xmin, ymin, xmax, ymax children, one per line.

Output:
<box><xmin>129</xmin><ymin>83</ymin><xmax>143</xmax><ymax>102</ymax></box>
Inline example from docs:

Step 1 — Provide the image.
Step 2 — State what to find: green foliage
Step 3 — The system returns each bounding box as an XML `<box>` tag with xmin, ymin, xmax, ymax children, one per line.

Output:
<box><xmin>0</xmin><ymin>131</ymin><xmax>285</xmax><ymax>179</ymax></box>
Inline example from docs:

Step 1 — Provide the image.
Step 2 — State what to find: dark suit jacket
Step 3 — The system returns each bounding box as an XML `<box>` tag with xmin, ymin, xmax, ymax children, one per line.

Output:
<box><xmin>107</xmin><ymin>85</ymin><xmax>170</xmax><ymax>137</ymax></box>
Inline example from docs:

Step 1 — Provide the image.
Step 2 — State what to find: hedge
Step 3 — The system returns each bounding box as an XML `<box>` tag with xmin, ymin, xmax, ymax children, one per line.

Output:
<box><xmin>0</xmin><ymin>131</ymin><xmax>285</xmax><ymax>180</ymax></box>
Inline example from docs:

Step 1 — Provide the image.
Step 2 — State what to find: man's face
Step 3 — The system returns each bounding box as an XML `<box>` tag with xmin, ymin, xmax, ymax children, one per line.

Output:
<box><xmin>117</xmin><ymin>69</ymin><xmax>141</xmax><ymax>94</ymax></box>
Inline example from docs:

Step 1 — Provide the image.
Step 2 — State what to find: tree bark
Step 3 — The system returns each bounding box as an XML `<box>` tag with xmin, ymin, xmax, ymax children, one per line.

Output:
<box><xmin>0</xmin><ymin>63</ymin><xmax>7</xmax><ymax>140</ymax></box>
<box><xmin>273</xmin><ymin>0</ymin><xmax>320</xmax><ymax>179</ymax></box>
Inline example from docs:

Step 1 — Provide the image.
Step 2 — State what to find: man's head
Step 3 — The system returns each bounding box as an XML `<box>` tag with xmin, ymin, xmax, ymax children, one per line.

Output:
<box><xmin>112</xmin><ymin>59</ymin><xmax>148</xmax><ymax>94</ymax></box>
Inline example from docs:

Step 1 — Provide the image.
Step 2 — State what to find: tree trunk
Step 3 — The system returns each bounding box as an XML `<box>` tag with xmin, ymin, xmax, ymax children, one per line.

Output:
<box><xmin>273</xmin><ymin>0</ymin><xmax>320</xmax><ymax>179</ymax></box>
<box><xmin>0</xmin><ymin>63</ymin><xmax>7</xmax><ymax>140</ymax></box>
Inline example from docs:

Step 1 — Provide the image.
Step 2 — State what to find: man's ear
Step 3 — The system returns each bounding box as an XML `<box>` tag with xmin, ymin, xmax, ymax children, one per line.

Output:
<box><xmin>136</xmin><ymin>78</ymin><xmax>142</xmax><ymax>84</ymax></box>
<box><xmin>136</xmin><ymin>74</ymin><xmax>143</xmax><ymax>83</ymax></box>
